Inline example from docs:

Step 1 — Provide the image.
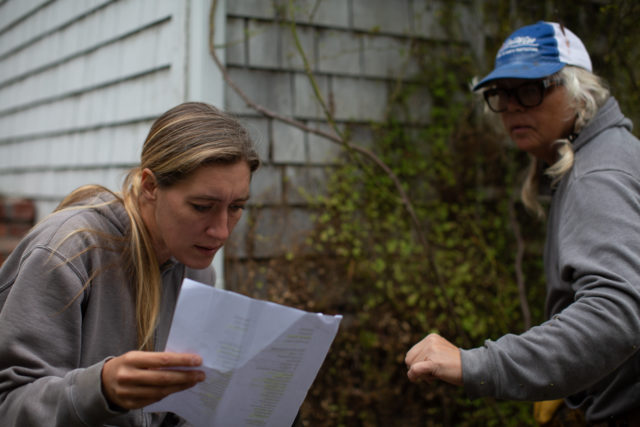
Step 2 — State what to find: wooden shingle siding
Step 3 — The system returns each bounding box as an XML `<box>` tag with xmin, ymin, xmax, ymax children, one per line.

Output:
<box><xmin>221</xmin><ymin>0</ymin><xmax>480</xmax><ymax>260</ymax></box>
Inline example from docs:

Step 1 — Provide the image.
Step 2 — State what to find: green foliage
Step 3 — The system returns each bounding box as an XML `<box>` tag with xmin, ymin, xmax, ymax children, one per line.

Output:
<box><xmin>291</xmin><ymin>51</ymin><xmax>547</xmax><ymax>425</ymax></box>
<box><xmin>228</xmin><ymin>1</ymin><xmax>640</xmax><ymax>425</ymax></box>
<box><xmin>232</xmin><ymin>53</ymin><xmax>547</xmax><ymax>425</ymax></box>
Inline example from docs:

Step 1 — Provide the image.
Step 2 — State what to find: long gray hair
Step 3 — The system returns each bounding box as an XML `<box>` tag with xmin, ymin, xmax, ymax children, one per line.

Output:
<box><xmin>519</xmin><ymin>66</ymin><xmax>609</xmax><ymax>217</ymax></box>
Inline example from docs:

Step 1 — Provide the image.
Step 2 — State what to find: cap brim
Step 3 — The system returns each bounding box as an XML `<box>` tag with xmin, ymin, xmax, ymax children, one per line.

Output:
<box><xmin>473</xmin><ymin>62</ymin><xmax>565</xmax><ymax>91</ymax></box>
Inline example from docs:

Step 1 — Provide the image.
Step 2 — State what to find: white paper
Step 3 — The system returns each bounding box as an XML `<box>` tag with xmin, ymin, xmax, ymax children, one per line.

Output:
<box><xmin>145</xmin><ymin>278</ymin><xmax>342</xmax><ymax>427</ymax></box>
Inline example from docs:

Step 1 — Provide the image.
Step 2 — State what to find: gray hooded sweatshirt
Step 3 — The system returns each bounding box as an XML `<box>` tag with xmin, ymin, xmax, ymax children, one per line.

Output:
<box><xmin>461</xmin><ymin>97</ymin><xmax>640</xmax><ymax>422</ymax></box>
<box><xmin>0</xmin><ymin>193</ymin><xmax>215</xmax><ymax>426</ymax></box>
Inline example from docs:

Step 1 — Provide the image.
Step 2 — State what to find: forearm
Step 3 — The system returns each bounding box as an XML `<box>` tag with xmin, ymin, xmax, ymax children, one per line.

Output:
<box><xmin>461</xmin><ymin>293</ymin><xmax>640</xmax><ymax>401</ymax></box>
<box><xmin>0</xmin><ymin>360</ymin><xmax>124</xmax><ymax>426</ymax></box>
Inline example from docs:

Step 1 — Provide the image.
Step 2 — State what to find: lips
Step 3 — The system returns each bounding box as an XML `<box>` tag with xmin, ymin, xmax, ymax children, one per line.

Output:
<box><xmin>509</xmin><ymin>123</ymin><xmax>534</xmax><ymax>136</ymax></box>
<box><xmin>195</xmin><ymin>244</ymin><xmax>220</xmax><ymax>256</ymax></box>
<box><xmin>509</xmin><ymin>121</ymin><xmax>531</xmax><ymax>130</ymax></box>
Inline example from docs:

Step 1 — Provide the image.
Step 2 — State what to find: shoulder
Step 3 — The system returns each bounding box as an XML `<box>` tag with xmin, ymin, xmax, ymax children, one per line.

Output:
<box><xmin>0</xmin><ymin>193</ymin><xmax>129</xmax><ymax>309</ymax></box>
<box><xmin>572</xmin><ymin>126</ymin><xmax>640</xmax><ymax>181</ymax></box>
<box><xmin>3</xmin><ymin>194</ymin><xmax>129</xmax><ymax>273</ymax></box>
<box><xmin>554</xmin><ymin>133</ymin><xmax>640</xmax><ymax>232</ymax></box>
<box><xmin>572</xmin><ymin>97</ymin><xmax>639</xmax><ymax>178</ymax></box>
<box><xmin>36</xmin><ymin>194</ymin><xmax>128</xmax><ymax>246</ymax></box>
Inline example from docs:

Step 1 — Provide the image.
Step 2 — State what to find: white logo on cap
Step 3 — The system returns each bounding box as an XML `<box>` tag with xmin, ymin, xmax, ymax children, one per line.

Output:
<box><xmin>497</xmin><ymin>36</ymin><xmax>538</xmax><ymax>58</ymax></box>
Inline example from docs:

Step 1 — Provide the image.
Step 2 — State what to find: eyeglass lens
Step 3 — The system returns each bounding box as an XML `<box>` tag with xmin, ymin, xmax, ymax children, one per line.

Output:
<box><xmin>484</xmin><ymin>81</ymin><xmax>545</xmax><ymax>112</ymax></box>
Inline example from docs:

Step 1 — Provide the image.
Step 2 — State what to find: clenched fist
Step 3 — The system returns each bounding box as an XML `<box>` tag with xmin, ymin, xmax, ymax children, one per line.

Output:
<box><xmin>405</xmin><ymin>333</ymin><xmax>463</xmax><ymax>386</ymax></box>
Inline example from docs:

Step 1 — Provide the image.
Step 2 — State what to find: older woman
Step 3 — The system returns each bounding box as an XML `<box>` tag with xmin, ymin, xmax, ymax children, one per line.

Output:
<box><xmin>0</xmin><ymin>102</ymin><xmax>260</xmax><ymax>426</ymax></box>
<box><xmin>405</xmin><ymin>22</ymin><xmax>640</xmax><ymax>424</ymax></box>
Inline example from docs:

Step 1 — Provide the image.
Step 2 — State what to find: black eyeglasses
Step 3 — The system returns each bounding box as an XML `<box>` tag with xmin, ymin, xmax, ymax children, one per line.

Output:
<box><xmin>483</xmin><ymin>78</ymin><xmax>563</xmax><ymax>113</ymax></box>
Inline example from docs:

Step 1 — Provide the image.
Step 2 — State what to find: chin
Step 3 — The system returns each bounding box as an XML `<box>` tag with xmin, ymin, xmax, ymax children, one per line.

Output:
<box><xmin>178</xmin><ymin>246</ymin><xmax>220</xmax><ymax>269</ymax></box>
<box><xmin>514</xmin><ymin>141</ymin><xmax>538</xmax><ymax>154</ymax></box>
<box><xmin>176</xmin><ymin>253</ymin><xmax>215</xmax><ymax>270</ymax></box>
<box><xmin>186</xmin><ymin>258</ymin><xmax>215</xmax><ymax>270</ymax></box>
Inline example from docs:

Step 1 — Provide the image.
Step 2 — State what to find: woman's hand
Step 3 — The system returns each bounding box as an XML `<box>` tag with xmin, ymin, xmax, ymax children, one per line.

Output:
<box><xmin>405</xmin><ymin>333</ymin><xmax>463</xmax><ymax>386</ymax></box>
<box><xmin>101</xmin><ymin>351</ymin><xmax>206</xmax><ymax>410</ymax></box>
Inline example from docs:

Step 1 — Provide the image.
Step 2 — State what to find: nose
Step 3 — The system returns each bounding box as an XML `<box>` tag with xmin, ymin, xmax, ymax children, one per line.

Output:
<box><xmin>504</xmin><ymin>91</ymin><xmax>524</xmax><ymax>112</ymax></box>
<box><xmin>205</xmin><ymin>210</ymin><xmax>230</xmax><ymax>241</ymax></box>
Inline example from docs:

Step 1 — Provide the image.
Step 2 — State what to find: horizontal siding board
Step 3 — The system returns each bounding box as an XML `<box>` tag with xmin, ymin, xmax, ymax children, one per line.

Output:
<box><xmin>0</xmin><ymin>0</ymin><xmax>198</xmax><ymax>220</ymax></box>
<box><xmin>0</xmin><ymin>0</ymin><xmax>190</xmax><ymax>200</ymax></box>
<box><xmin>0</xmin><ymin>120</ymin><xmax>150</xmax><ymax>170</ymax></box>
<box><xmin>225</xmin><ymin>17</ymin><xmax>246</xmax><ymax>65</ymax></box>
<box><xmin>286</xmin><ymin>0</ymin><xmax>350</xmax><ymax>28</ymax></box>
<box><xmin>225</xmin><ymin>67</ymin><xmax>293</xmax><ymax>116</ymax></box>
<box><xmin>361</xmin><ymin>34</ymin><xmax>417</xmax><ymax>79</ymax></box>
<box><xmin>0</xmin><ymin>21</ymin><xmax>174</xmax><ymax>113</ymax></box>
<box><xmin>0</xmin><ymin>0</ymin><xmax>174</xmax><ymax>85</ymax></box>
<box><xmin>247</xmin><ymin>20</ymin><xmax>280</xmax><ymax>69</ymax></box>
<box><xmin>292</xmin><ymin>72</ymin><xmax>328</xmax><ymax>119</ymax></box>
<box><xmin>330</xmin><ymin>75</ymin><xmax>388</xmax><ymax>122</ymax></box>
<box><xmin>226</xmin><ymin>0</ymin><xmax>281</xmax><ymax>21</ymax></box>
<box><xmin>0</xmin><ymin>0</ymin><xmax>51</xmax><ymax>34</ymax></box>
<box><xmin>0</xmin><ymin>67</ymin><xmax>179</xmax><ymax>141</ymax></box>
<box><xmin>227</xmin><ymin>0</ymin><xmax>350</xmax><ymax>29</ymax></box>
<box><xmin>0</xmin><ymin>167</ymin><xmax>130</xmax><ymax>200</ymax></box>
<box><xmin>280</xmin><ymin>22</ymin><xmax>315</xmax><ymax>71</ymax></box>
<box><xmin>0</xmin><ymin>0</ymin><xmax>112</xmax><ymax>58</ymax></box>
<box><xmin>315</xmin><ymin>28</ymin><xmax>362</xmax><ymax>75</ymax></box>
<box><xmin>352</xmin><ymin>0</ymin><xmax>412</xmax><ymax>35</ymax></box>
<box><xmin>411</xmin><ymin>0</ymin><xmax>474</xmax><ymax>42</ymax></box>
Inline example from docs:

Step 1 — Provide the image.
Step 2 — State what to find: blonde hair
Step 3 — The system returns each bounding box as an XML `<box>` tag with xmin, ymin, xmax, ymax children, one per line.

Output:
<box><xmin>57</xmin><ymin>102</ymin><xmax>260</xmax><ymax>350</ymax></box>
<box><xmin>489</xmin><ymin>67</ymin><xmax>610</xmax><ymax>217</ymax></box>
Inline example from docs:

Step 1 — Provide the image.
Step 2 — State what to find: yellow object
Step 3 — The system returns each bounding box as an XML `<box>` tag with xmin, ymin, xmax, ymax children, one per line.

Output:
<box><xmin>533</xmin><ymin>399</ymin><xmax>564</xmax><ymax>424</ymax></box>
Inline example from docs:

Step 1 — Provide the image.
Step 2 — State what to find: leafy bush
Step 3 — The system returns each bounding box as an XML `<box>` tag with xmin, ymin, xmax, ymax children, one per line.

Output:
<box><xmin>232</xmin><ymin>52</ymin><xmax>548</xmax><ymax>425</ymax></box>
<box><xmin>227</xmin><ymin>2</ymin><xmax>640</xmax><ymax>425</ymax></box>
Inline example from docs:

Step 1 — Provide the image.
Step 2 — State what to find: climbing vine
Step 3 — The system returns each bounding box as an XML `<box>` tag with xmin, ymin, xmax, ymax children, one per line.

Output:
<box><xmin>220</xmin><ymin>0</ymin><xmax>640</xmax><ymax>425</ymax></box>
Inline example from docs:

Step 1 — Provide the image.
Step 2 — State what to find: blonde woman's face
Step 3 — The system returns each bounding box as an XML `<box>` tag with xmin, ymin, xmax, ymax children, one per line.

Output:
<box><xmin>146</xmin><ymin>162</ymin><xmax>251</xmax><ymax>269</ymax></box>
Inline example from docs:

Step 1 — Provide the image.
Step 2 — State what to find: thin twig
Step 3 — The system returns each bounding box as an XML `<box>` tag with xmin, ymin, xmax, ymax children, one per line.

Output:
<box><xmin>287</xmin><ymin>0</ymin><xmax>343</xmax><ymax>141</ymax></box>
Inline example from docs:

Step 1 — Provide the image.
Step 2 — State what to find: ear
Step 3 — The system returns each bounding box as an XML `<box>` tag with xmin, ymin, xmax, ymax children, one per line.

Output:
<box><xmin>140</xmin><ymin>168</ymin><xmax>158</xmax><ymax>201</ymax></box>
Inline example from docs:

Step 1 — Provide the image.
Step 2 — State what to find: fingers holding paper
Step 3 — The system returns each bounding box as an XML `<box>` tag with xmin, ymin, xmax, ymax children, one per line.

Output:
<box><xmin>405</xmin><ymin>333</ymin><xmax>463</xmax><ymax>386</ymax></box>
<box><xmin>101</xmin><ymin>351</ymin><xmax>206</xmax><ymax>410</ymax></box>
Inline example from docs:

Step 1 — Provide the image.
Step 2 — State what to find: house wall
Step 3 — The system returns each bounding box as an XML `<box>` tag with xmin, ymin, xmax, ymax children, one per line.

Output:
<box><xmin>221</xmin><ymin>0</ymin><xmax>482</xmax><ymax>282</ymax></box>
<box><xmin>0</xmin><ymin>0</ymin><xmax>482</xmax><ymax>283</ymax></box>
<box><xmin>0</xmin><ymin>0</ymin><xmax>222</xmax><ymax>215</ymax></box>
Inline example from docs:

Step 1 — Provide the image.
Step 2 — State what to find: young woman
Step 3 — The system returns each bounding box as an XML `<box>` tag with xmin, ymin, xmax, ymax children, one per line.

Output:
<box><xmin>405</xmin><ymin>22</ymin><xmax>640</xmax><ymax>424</ymax></box>
<box><xmin>0</xmin><ymin>102</ymin><xmax>260</xmax><ymax>426</ymax></box>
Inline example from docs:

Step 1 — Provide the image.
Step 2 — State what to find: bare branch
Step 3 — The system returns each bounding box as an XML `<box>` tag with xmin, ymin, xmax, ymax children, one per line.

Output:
<box><xmin>287</xmin><ymin>0</ymin><xmax>343</xmax><ymax>140</ymax></box>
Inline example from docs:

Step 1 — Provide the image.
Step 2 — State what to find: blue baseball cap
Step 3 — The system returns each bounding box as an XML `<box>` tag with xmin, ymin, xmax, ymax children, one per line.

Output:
<box><xmin>473</xmin><ymin>21</ymin><xmax>592</xmax><ymax>90</ymax></box>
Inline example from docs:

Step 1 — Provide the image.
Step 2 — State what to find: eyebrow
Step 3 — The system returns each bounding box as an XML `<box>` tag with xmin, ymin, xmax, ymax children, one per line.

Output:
<box><xmin>190</xmin><ymin>194</ymin><xmax>250</xmax><ymax>202</ymax></box>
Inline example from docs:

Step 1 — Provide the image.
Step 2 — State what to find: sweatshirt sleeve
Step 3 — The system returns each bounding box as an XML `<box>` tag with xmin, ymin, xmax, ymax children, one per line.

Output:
<box><xmin>461</xmin><ymin>170</ymin><xmax>640</xmax><ymax>401</ymax></box>
<box><xmin>0</xmin><ymin>246</ymin><xmax>124</xmax><ymax>426</ymax></box>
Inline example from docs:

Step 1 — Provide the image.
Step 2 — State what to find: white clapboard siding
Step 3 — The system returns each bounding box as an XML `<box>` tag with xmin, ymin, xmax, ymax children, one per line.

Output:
<box><xmin>0</xmin><ymin>18</ymin><xmax>175</xmax><ymax>113</ymax></box>
<box><xmin>0</xmin><ymin>120</ymin><xmax>151</xmax><ymax>170</ymax></box>
<box><xmin>0</xmin><ymin>1</ymin><xmax>113</xmax><ymax>58</ymax></box>
<box><xmin>0</xmin><ymin>0</ymin><xmax>224</xmax><ymax>219</ymax></box>
<box><xmin>0</xmin><ymin>0</ymin><xmax>52</xmax><ymax>34</ymax></box>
